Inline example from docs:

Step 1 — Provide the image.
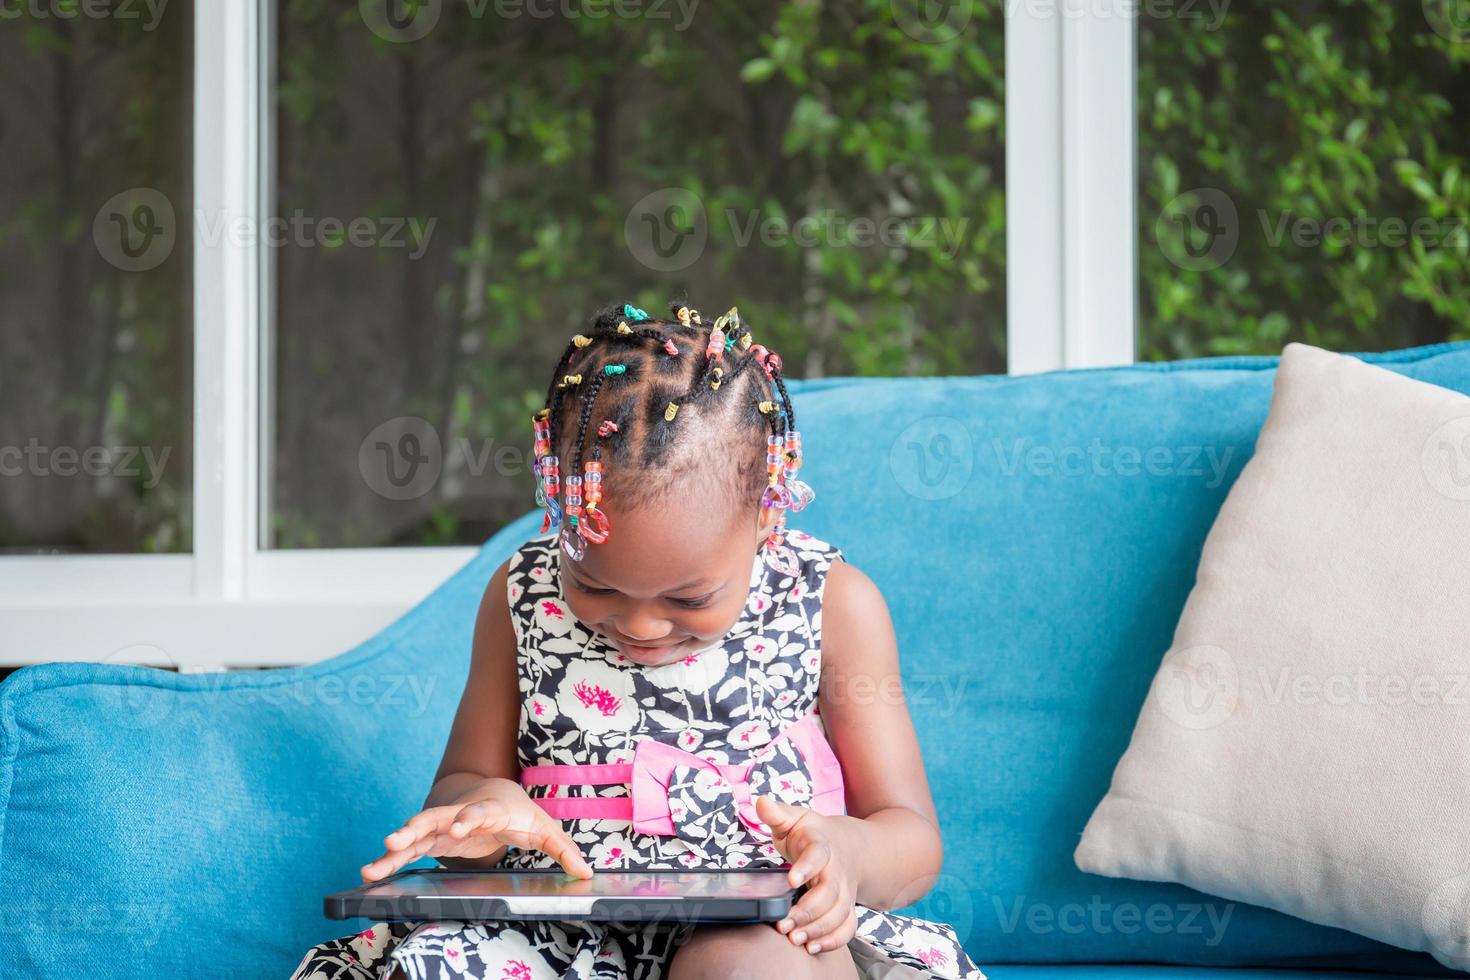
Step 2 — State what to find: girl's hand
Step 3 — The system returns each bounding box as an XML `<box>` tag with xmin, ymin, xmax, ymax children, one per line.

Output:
<box><xmin>755</xmin><ymin>794</ymin><xmax>860</xmax><ymax>956</ymax></box>
<box><xmin>361</xmin><ymin>777</ymin><xmax>594</xmax><ymax>882</ymax></box>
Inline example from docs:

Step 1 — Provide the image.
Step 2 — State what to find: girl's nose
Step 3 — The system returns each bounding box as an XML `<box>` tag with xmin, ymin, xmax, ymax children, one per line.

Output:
<box><xmin>614</xmin><ymin>610</ymin><xmax>672</xmax><ymax>643</ymax></box>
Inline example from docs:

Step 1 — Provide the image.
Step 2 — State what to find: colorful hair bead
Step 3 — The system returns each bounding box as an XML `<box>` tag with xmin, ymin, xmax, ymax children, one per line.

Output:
<box><xmin>710</xmin><ymin>366</ymin><xmax>724</xmax><ymax>391</ymax></box>
<box><xmin>573</xmin><ymin>334</ymin><xmax>593</xmax><ymax>348</ymax></box>
<box><xmin>560</xmin><ymin>473</ymin><xmax>586</xmax><ymax>561</ymax></box>
<box><xmin>739</xmin><ymin>332</ymin><xmax>753</xmax><ymax>350</ymax></box>
<box><xmin>598</xmin><ymin>420</ymin><xmax>618</xmax><ymax>437</ymax></box>
<box><xmin>705</xmin><ymin>327</ymin><xmax>726</xmax><ymax>361</ymax></box>
<box><xmin>624</xmin><ymin>304</ymin><xmax>650</xmax><ymax>321</ymax></box>
<box><xmin>758</xmin><ymin>401</ymin><xmax>776</xmax><ymax>415</ymax></box>
<box><xmin>617</xmin><ymin>321</ymin><xmax>633</xmax><ymax>335</ymax></box>
<box><xmin>676</xmin><ymin>306</ymin><xmax>692</xmax><ymax>327</ymax></box>
<box><xmin>763</xmin><ymin>352</ymin><xmax>782</xmax><ymax>379</ymax></box>
<box><xmin>664</xmin><ymin>401</ymin><xmax>679</xmax><ymax>422</ymax></box>
<box><xmin>538</xmin><ymin>454</ymin><xmax>563</xmax><ymax>534</ymax></box>
<box><xmin>579</xmin><ymin>457</ymin><xmax>610</xmax><ymax>545</ymax></box>
<box><xmin>603</xmin><ymin>363</ymin><xmax>626</xmax><ymax>376</ymax></box>
<box><xmin>559</xmin><ymin>373</ymin><xmax>582</xmax><ymax>388</ymax></box>
<box><xmin>663</xmin><ymin>339</ymin><xmax>680</xmax><ymax>356</ymax></box>
<box><xmin>784</xmin><ymin>430</ymin><xmax>815</xmax><ymax>512</ymax></box>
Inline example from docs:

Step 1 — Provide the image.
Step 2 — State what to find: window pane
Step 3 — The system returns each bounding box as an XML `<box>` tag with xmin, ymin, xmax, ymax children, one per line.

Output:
<box><xmin>1138</xmin><ymin>3</ymin><xmax>1470</xmax><ymax>361</ymax></box>
<box><xmin>0</xmin><ymin>3</ymin><xmax>193</xmax><ymax>554</ymax></box>
<box><xmin>269</xmin><ymin>0</ymin><xmax>1004</xmax><ymax>549</ymax></box>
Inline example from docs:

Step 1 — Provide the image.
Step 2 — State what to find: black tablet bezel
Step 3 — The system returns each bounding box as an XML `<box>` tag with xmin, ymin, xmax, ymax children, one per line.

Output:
<box><xmin>325</xmin><ymin>867</ymin><xmax>802</xmax><ymax>924</ymax></box>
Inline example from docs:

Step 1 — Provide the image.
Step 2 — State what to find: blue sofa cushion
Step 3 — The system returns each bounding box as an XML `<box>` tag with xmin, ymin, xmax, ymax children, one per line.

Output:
<box><xmin>6</xmin><ymin>343</ymin><xmax>1470</xmax><ymax>979</ymax></box>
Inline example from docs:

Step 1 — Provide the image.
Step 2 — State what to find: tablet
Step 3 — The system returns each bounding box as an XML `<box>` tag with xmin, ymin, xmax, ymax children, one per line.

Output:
<box><xmin>325</xmin><ymin>868</ymin><xmax>801</xmax><ymax>924</ymax></box>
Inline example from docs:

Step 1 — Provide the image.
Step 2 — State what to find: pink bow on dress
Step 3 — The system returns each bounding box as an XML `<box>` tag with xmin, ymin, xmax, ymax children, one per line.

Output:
<box><xmin>520</xmin><ymin>714</ymin><xmax>846</xmax><ymax>850</ymax></box>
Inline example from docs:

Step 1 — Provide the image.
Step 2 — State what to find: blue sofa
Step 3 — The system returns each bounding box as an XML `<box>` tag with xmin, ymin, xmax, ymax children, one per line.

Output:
<box><xmin>4</xmin><ymin>343</ymin><xmax>1467</xmax><ymax>979</ymax></box>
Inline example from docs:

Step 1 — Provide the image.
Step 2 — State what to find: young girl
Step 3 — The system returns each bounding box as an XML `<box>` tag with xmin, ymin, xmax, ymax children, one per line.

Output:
<box><xmin>293</xmin><ymin>302</ymin><xmax>985</xmax><ymax>980</ymax></box>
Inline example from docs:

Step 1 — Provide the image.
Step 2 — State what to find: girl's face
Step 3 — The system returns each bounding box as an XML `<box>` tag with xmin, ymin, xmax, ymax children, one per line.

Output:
<box><xmin>557</xmin><ymin>495</ymin><xmax>773</xmax><ymax>668</ymax></box>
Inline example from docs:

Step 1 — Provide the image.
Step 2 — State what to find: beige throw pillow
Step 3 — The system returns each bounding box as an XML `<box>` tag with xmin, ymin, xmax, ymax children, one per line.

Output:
<box><xmin>1075</xmin><ymin>342</ymin><xmax>1470</xmax><ymax>970</ymax></box>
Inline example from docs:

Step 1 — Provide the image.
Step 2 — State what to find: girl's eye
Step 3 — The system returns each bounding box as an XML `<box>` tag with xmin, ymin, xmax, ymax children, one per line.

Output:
<box><xmin>671</xmin><ymin>594</ymin><xmax>715</xmax><ymax>610</ymax></box>
<box><xmin>572</xmin><ymin>581</ymin><xmax>615</xmax><ymax>597</ymax></box>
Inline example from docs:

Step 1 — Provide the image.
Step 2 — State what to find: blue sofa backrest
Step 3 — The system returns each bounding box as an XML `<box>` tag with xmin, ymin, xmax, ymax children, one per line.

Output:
<box><xmin>5</xmin><ymin>344</ymin><xmax>1467</xmax><ymax>979</ymax></box>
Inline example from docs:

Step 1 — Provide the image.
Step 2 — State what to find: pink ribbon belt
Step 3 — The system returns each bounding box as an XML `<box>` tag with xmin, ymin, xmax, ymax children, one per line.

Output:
<box><xmin>520</xmin><ymin>714</ymin><xmax>846</xmax><ymax>850</ymax></box>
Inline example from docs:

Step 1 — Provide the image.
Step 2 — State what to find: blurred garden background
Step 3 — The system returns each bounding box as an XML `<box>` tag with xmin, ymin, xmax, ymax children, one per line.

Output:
<box><xmin>1</xmin><ymin>0</ymin><xmax>1466</xmax><ymax>554</ymax></box>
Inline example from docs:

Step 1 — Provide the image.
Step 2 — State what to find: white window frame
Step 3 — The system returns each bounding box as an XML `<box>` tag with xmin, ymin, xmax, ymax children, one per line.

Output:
<box><xmin>0</xmin><ymin>0</ymin><xmax>1136</xmax><ymax>668</ymax></box>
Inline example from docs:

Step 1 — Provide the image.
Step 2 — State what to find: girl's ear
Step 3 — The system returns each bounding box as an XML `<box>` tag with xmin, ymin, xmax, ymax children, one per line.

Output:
<box><xmin>753</xmin><ymin>503</ymin><xmax>776</xmax><ymax>544</ymax></box>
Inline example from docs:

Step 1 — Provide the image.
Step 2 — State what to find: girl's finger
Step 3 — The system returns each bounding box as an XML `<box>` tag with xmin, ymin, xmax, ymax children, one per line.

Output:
<box><xmin>800</xmin><ymin>904</ymin><xmax>858</xmax><ymax>955</ymax></box>
<box><xmin>787</xmin><ymin>837</ymin><xmax>832</xmax><ymax>888</ymax></box>
<box><xmin>450</xmin><ymin>800</ymin><xmax>509</xmax><ymax>839</ymax></box>
<box><xmin>754</xmin><ymin>795</ymin><xmax>806</xmax><ymax>838</ymax></box>
<box><xmin>533</xmin><ymin>819</ymin><xmax>594</xmax><ymax>879</ymax></box>
<box><xmin>385</xmin><ymin>807</ymin><xmax>451</xmax><ymax>850</ymax></box>
<box><xmin>780</xmin><ymin>875</ymin><xmax>838</xmax><ymax>938</ymax></box>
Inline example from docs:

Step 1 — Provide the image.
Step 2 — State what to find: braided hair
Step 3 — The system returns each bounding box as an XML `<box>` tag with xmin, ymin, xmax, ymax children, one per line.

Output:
<box><xmin>537</xmin><ymin>300</ymin><xmax>800</xmax><ymax>524</ymax></box>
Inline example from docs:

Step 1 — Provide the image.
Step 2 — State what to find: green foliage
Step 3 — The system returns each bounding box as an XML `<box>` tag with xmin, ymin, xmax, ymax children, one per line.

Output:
<box><xmin>1139</xmin><ymin>0</ymin><xmax>1470</xmax><ymax>360</ymax></box>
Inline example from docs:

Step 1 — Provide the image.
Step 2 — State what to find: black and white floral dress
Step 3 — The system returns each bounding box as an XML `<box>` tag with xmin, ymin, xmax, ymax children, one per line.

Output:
<box><xmin>292</xmin><ymin>529</ymin><xmax>985</xmax><ymax>980</ymax></box>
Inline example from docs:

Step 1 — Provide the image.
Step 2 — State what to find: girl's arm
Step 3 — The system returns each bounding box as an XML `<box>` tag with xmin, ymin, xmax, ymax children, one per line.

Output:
<box><xmin>367</xmin><ymin>558</ymin><xmax>590</xmax><ymax>879</ymax></box>
<box><xmin>816</xmin><ymin>559</ymin><xmax>945</xmax><ymax>910</ymax></box>
<box><xmin>430</xmin><ymin>560</ymin><xmax>520</xmax><ymax>790</ymax></box>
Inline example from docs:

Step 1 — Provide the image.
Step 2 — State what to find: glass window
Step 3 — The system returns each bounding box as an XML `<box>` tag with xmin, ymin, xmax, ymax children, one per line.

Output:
<box><xmin>0</xmin><ymin>1</ymin><xmax>193</xmax><ymax>553</ymax></box>
<box><xmin>268</xmin><ymin>0</ymin><xmax>1004</xmax><ymax>548</ymax></box>
<box><xmin>1139</xmin><ymin>3</ymin><xmax>1470</xmax><ymax>361</ymax></box>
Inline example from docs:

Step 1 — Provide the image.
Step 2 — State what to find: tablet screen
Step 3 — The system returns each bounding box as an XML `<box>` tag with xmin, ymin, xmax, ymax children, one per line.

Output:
<box><xmin>363</xmin><ymin>869</ymin><xmax>794</xmax><ymax>901</ymax></box>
